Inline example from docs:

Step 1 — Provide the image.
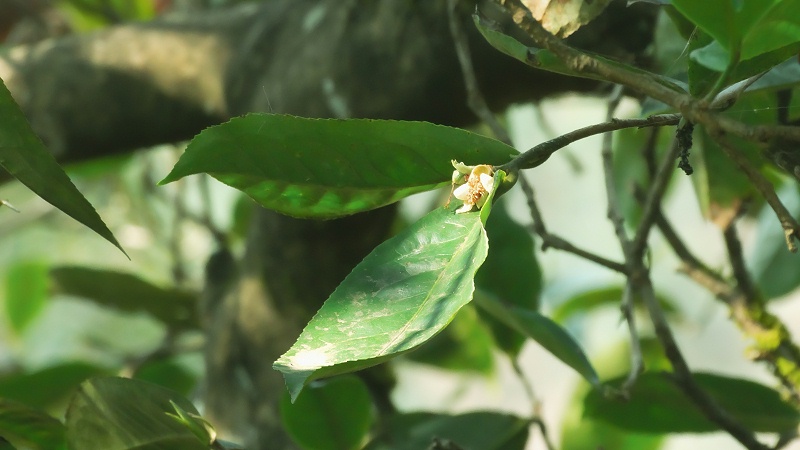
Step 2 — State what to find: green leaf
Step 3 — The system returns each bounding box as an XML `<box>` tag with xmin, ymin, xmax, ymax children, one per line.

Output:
<box><xmin>160</xmin><ymin>114</ymin><xmax>517</xmax><ymax>219</ymax></box>
<box><xmin>551</xmin><ymin>286</ymin><xmax>677</xmax><ymax>323</ymax></box>
<box><xmin>364</xmin><ymin>412</ymin><xmax>529</xmax><ymax>450</ymax></box>
<box><xmin>273</xmin><ymin>206</ymin><xmax>489</xmax><ymax>401</ymax></box>
<box><xmin>473</xmin><ymin>13</ymin><xmax>685</xmax><ymax>93</ymax></box>
<box><xmin>690</xmin><ymin>40</ymin><xmax>800</xmax><ymax>84</ymax></box>
<box><xmin>473</xmin><ymin>291</ymin><xmax>599</xmax><ymax>386</ymax></box>
<box><xmin>0</xmin><ymin>399</ymin><xmax>66</xmax><ymax>450</ymax></box>
<box><xmin>584</xmin><ymin>372</ymin><xmax>800</xmax><ymax>433</ymax></box>
<box><xmin>280</xmin><ymin>376</ymin><xmax>373</xmax><ymax>450</ymax></box>
<box><xmin>0</xmin><ymin>362</ymin><xmax>106</xmax><ymax>409</ymax></box>
<box><xmin>65</xmin><ymin>377</ymin><xmax>208</xmax><ymax>450</ymax></box>
<box><xmin>50</xmin><ymin>267</ymin><xmax>199</xmax><ymax>330</ymax></box>
<box><xmin>407</xmin><ymin>304</ymin><xmax>496</xmax><ymax>375</ymax></box>
<box><xmin>475</xmin><ymin>199</ymin><xmax>540</xmax><ymax>356</ymax></box>
<box><xmin>135</xmin><ymin>359</ymin><xmax>198</xmax><ymax>398</ymax></box>
<box><xmin>0</xmin><ymin>78</ymin><xmax>125</xmax><ymax>256</ymax></box>
<box><xmin>752</xmin><ymin>184</ymin><xmax>800</xmax><ymax>299</ymax></box>
<box><xmin>5</xmin><ymin>261</ymin><xmax>49</xmax><ymax>335</ymax></box>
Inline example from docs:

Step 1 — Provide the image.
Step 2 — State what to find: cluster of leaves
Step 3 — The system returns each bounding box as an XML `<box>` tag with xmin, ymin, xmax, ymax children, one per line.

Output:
<box><xmin>1</xmin><ymin>0</ymin><xmax>800</xmax><ymax>449</ymax></box>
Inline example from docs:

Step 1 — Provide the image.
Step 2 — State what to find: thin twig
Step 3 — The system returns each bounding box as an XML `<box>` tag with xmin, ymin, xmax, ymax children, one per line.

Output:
<box><xmin>447</xmin><ymin>0</ymin><xmax>511</xmax><ymax>146</ymax></box>
<box><xmin>600</xmin><ymin>87</ymin><xmax>644</xmax><ymax>392</ymax></box>
<box><xmin>714</xmin><ymin>136</ymin><xmax>800</xmax><ymax>252</ymax></box>
<box><xmin>499</xmin><ymin>114</ymin><xmax>681</xmax><ymax>173</ymax></box>
<box><xmin>511</xmin><ymin>360</ymin><xmax>556</xmax><ymax>450</ymax></box>
<box><xmin>519</xmin><ymin>175</ymin><xmax>627</xmax><ymax>273</ymax></box>
<box><xmin>723</xmin><ymin>212</ymin><xmax>760</xmax><ymax>303</ymax></box>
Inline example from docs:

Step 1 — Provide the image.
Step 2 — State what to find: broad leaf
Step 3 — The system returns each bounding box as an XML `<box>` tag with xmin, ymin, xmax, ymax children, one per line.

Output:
<box><xmin>475</xmin><ymin>199</ymin><xmax>540</xmax><ymax>356</ymax></box>
<box><xmin>364</xmin><ymin>412</ymin><xmax>529</xmax><ymax>450</ymax></box>
<box><xmin>584</xmin><ymin>372</ymin><xmax>800</xmax><ymax>433</ymax></box>
<box><xmin>50</xmin><ymin>267</ymin><xmax>199</xmax><ymax>330</ymax></box>
<box><xmin>280</xmin><ymin>376</ymin><xmax>373</xmax><ymax>450</ymax></box>
<box><xmin>5</xmin><ymin>261</ymin><xmax>49</xmax><ymax>335</ymax></box>
<box><xmin>161</xmin><ymin>114</ymin><xmax>517</xmax><ymax>218</ymax></box>
<box><xmin>0</xmin><ymin>78</ymin><xmax>125</xmax><ymax>256</ymax></box>
<box><xmin>135</xmin><ymin>359</ymin><xmax>198</xmax><ymax>398</ymax></box>
<box><xmin>0</xmin><ymin>399</ymin><xmax>66</xmax><ymax>450</ymax></box>
<box><xmin>65</xmin><ymin>377</ymin><xmax>209</xmax><ymax>450</ymax></box>
<box><xmin>552</xmin><ymin>285</ymin><xmax>677</xmax><ymax>323</ymax></box>
<box><xmin>0</xmin><ymin>362</ymin><xmax>106</xmax><ymax>409</ymax></box>
<box><xmin>274</xmin><ymin>205</ymin><xmax>489</xmax><ymax>401</ymax></box>
<box><xmin>473</xmin><ymin>291</ymin><xmax>599</xmax><ymax>386</ymax></box>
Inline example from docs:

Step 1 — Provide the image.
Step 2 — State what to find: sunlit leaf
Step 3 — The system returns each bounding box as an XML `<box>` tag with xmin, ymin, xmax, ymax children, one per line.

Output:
<box><xmin>475</xmin><ymin>199</ymin><xmax>540</xmax><ymax>356</ymax></box>
<box><xmin>274</xmin><ymin>206</ymin><xmax>488</xmax><ymax>401</ymax></box>
<box><xmin>584</xmin><ymin>372</ymin><xmax>800</xmax><ymax>433</ymax></box>
<box><xmin>364</xmin><ymin>412</ymin><xmax>529</xmax><ymax>450</ymax></box>
<box><xmin>0</xmin><ymin>362</ymin><xmax>106</xmax><ymax>409</ymax></box>
<box><xmin>65</xmin><ymin>377</ymin><xmax>208</xmax><ymax>450</ymax></box>
<box><xmin>0</xmin><ymin>78</ymin><xmax>125</xmax><ymax>256</ymax></box>
<box><xmin>5</xmin><ymin>261</ymin><xmax>49</xmax><ymax>335</ymax></box>
<box><xmin>280</xmin><ymin>376</ymin><xmax>373</xmax><ymax>450</ymax></box>
<box><xmin>473</xmin><ymin>291</ymin><xmax>599</xmax><ymax>386</ymax></box>
<box><xmin>161</xmin><ymin>114</ymin><xmax>517</xmax><ymax>219</ymax></box>
<box><xmin>0</xmin><ymin>399</ymin><xmax>66</xmax><ymax>450</ymax></box>
<box><xmin>50</xmin><ymin>267</ymin><xmax>199</xmax><ymax>330</ymax></box>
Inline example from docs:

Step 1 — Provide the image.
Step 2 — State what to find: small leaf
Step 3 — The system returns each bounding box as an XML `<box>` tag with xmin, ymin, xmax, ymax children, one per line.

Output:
<box><xmin>65</xmin><ymin>377</ymin><xmax>208</xmax><ymax>450</ymax></box>
<box><xmin>364</xmin><ymin>412</ymin><xmax>529</xmax><ymax>450</ymax></box>
<box><xmin>473</xmin><ymin>291</ymin><xmax>599</xmax><ymax>386</ymax></box>
<box><xmin>280</xmin><ymin>376</ymin><xmax>373</xmax><ymax>450</ymax></box>
<box><xmin>475</xmin><ymin>199</ymin><xmax>541</xmax><ymax>356</ymax></box>
<box><xmin>161</xmin><ymin>114</ymin><xmax>517</xmax><ymax>219</ymax></box>
<box><xmin>0</xmin><ymin>78</ymin><xmax>125</xmax><ymax>256</ymax></box>
<box><xmin>0</xmin><ymin>399</ymin><xmax>66</xmax><ymax>450</ymax></box>
<box><xmin>0</xmin><ymin>362</ymin><xmax>106</xmax><ymax>409</ymax></box>
<box><xmin>584</xmin><ymin>372</ymin><xmax>800</xmax><ymax>433</ymax></box>
<box><xmin>551</xmin><ymin>285</ymin><xmax>677</xmax><ymax>323</ymax></box>
<box><xmin>5</xmin><ymin>261</ymin><xmax>49</xmax><ymax>335</ymax></box>
<box><xmin>50</xmin><ymin>267</ymin><xmax>199</xmax><ymax>330</ymax></box>
<box><xmin>751</xmin><ymin>184</ymin><xmax>800</xmax><ymax>299</ymax></box>
<box><xmin>274</xmin><ymin>205</ymin><xmax>489</xmax><ymax>401</ymax></box>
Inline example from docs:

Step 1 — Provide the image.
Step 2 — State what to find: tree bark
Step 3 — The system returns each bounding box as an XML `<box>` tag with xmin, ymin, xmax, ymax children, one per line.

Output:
<box><xmin>1</xmin><ymin>1</ymin><xmax>657</xmax><ymax>447</ymax></box>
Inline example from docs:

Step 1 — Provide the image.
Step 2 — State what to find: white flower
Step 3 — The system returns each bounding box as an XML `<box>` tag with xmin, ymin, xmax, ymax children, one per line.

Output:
<box><xmin>451</xmin><ymin>163</ymin><xmax>494</xmax><ymax>214</ymax></box>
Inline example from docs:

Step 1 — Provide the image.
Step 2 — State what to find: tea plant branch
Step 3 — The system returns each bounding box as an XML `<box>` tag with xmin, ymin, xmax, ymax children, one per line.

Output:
<box><xmin>518</xmin><ymin>175</ymin><xmax>627</xmax><ymax>273</ymax></box>
<box><xmin>498</xmin><ymin>114</ymin><xmax>681</xmax><ymax>173</ymax></box>
<box><xmin>491</xmin><ymin>0</ymin><xmax>800</xmax><ymax>146</ymax></box>
<box><xmin>646</xmin><ymin>201</ymin><xmax>800</xmax><ymax>403</ymax></box>
<box><xmin>601</xmin><ymin>87</ymin><xmax>644</xmax><ymax>392</ymax></box>
<box><xmin>596</xmin><ymin>95</ymin><xmax>770</xmax><ymax>450</ymax></box>
<box><xmin>714</xmin><ymin>136</ymin><xmax>800</xmax><ymax>252</ymax></box>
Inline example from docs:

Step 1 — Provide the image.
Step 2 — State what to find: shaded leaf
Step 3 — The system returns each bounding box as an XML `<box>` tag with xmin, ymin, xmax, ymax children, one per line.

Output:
<box><xmin>161</xmin><ymin>114</ymin><xmax>517</xmax><ymax>219</ymax></box>
<box><xmin>135</xmin><ymin>359</ymin><xmax>198</xmax><ymax>398</ymax></box>
<box><xmin>65</xmin><ymin>377</ymin><xmax>208</xmax><ymax>450</ymax></box>
<box><xmin>0</xmin><ymin>78</ymin><xmax>125</xmax><ymax>256</ymax></box>
<box><xmin>274</xmin><ymin>206</ymin><xmax>489</xmax><ymax>401</ymax></box>
<box><xmin>280</xmin><ymin>376</ymin><xmax>373</xmax><ymax>450</ymax></box>
<box><xmin>473</xmin><ymin>13</ymin><xmax>685</xmax><ymax>93</ymax></box>
<box><xmin>5</xmin><ymin>261</ymin><xmax>49</xmax><ymax>335</ymax></box>
<box><xmin>50</xmin><ymin>267</ymin><xmax>199</xmax><ymax>330</ymax></box>
<box><xmin>552</xmin><ymin>285</ymin><xmax>677</xmax><ymax>323</ymax></box>
<box><xmin>584</xmin><ymin>372</ymin><xmax>800</xmax><ymax>433</ymax></box>
<box><xmin>364</xmin><ymin>412</ymin><xmax>528</xmax><ymax>450</ymax></box>
<box><xmin>475</xmin><ymin>199</ymin><xmax>540</xmax><ymax>356</ymax></box>
<box><xmin>0</xmin><ymin>362</ymin><xmax>106</xmax><ymax>409</ymax></box>
<box><xmin>751</xmin><ymin>184</ymin><xmax>800</xmax><ymax>299</ymax></box>
<box><xmin>0</xmin><ymin>398</ymin><xmax>66</xmax><ymax>450</ymax></box>
<box><xmin>473</xmin><ymin>291</ymin><xmax>599</xmax><ymax>386</ymax></box>
<box><xmin>407</xmin><ymin>304</ymin><xmax>495</xmax><ymax>375</ymax></box>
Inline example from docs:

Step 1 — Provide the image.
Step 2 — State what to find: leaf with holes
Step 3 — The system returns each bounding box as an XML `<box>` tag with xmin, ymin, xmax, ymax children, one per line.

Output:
<box><xmin>160</xmin><ymin>114</ymin><xmax>517</xmax><ymax>218</ymax></box>
<box><xmin>274</xmin><ymin>205</ymin><xmax>488</xmax><ymax>401</ymax></box>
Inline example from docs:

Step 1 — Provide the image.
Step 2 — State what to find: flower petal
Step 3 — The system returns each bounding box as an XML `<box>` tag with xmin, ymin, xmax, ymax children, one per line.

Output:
<box><xmin>453</xmin><ymin>183</ymin><xmax>471</xmax><ymax>201</ymax></box>
<box><xmin>479</xmin><ymin>173</ymin><xmax>494</xmax><ymax>193</ymax></box>
<box><xmin>456</xmin><ymin>203</ymin><xmax>474</xmax><ymax>214</ymax></box>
